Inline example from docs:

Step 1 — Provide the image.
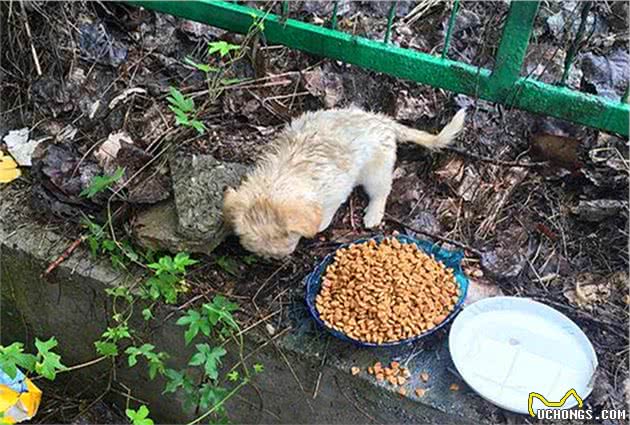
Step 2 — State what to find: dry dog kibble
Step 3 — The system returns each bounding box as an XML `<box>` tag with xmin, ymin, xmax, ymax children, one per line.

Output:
<box><xmin>415</xmin><ymin>388</ymin><xmax>426</xmax><ymax>397</ymax></box>
<box><xmin>450</xmin><ymin>383</ymin><xmax>460</xmax><ymax>391</ymax></box>
<box><xmin>315</xmin><ymin>238</ymin><xmax>460</xmax><ymax>344</ymax></box>
<box><xmin>420</xmin><ymin>371</ymin><xmax>429</xmax><ymax>382</ymax></box>
<box><xmin>351</xmin><ymin>367</ymin><xmax>360</xmax><ymax>375</ymax></box>
<box><xmin>398</xmin><ymin>387</ymin><xmax>407</xmax><ymax>396</ymax></box>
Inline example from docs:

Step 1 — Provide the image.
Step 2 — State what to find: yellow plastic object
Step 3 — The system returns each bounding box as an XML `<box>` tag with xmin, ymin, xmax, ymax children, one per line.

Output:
<box><xmin>0</xmin><ymin>369</ymin><xmax>42</xmax><ymax>424</ymax></box>
<box><xmin>0</xmin><ymin>151</ymin><xmax>21</xmax><ymax>183</ymax></box>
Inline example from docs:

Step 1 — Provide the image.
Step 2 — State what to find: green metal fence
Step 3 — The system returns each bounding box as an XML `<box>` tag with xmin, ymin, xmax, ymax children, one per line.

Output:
<box><xmin>128</xmin><ymin>0</ymin><xmax>629</xmax><ymax>137</ymax></box>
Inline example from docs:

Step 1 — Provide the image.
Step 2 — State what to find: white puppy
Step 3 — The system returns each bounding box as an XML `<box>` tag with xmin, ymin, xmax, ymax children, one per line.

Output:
<box><xmin>223</xmin><ymin>106</ymin><xmax>466</xmax><ymax>258</ymax></box>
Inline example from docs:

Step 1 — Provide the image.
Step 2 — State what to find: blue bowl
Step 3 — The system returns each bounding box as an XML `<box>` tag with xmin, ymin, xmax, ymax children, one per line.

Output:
<box><xmin>305</xmin><ymin>234</ymin><xmax>470</xmax><ymax>347</ymax></box>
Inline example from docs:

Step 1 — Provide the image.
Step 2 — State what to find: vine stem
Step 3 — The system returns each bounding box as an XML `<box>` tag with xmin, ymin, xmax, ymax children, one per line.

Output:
<box><xmin>186</xmin><ymin>379</ymin><xmax>249</xmax><ymax>425</ymax></box>
<box><xmin>31</xmin><ymin>356</ymin><xmax>107</xmax><ymax>381</ymax></box>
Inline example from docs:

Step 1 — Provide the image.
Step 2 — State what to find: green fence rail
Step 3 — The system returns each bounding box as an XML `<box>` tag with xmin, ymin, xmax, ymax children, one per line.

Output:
<box><xmin>127</xmin><ymin>0</ymin><xmax>629</xmax><ymax>137</ymax></box>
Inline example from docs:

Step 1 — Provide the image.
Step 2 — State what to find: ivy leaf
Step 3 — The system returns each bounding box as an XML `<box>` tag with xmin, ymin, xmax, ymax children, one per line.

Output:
<box><xmin>176</xmin><ymin>309</ymin><xmax>211</xmax><ymax>345</ymax></box>
<box><xmin>126</xmin><ymin>405</ymin><xmax>154</xmax><ymax>425</ymax></box>
<box><xmin>102</xmin><ymin>325</ymin><xmax>131</xmax><ymax>342</ymax></box>
<box><xmin>253</xmin><ymin>363</ymin><xmax>264</xmax><ymax>374</ymax></box>
<box><xmin>95</xmin><ymin>341</ymin><xmax>118</xmax><ymax>357</ymax></box>
<box><xmin>227</xmin><ymin>370</ymin><xmax>239</xmax><ymax>382</ymax></box>
<box><xmin>199</xmin><ymin>384</ymin><xmax>228</xmax><ymax>413</ymax></box>
<box><xmin>189</xmin><ymin>344</ymin><xmax>226</xmax><ymax>380</ymax></box>
<box><xmin>0</xmin><ymin>343</ymin><xmax>37</xmax><ymax>379</ymax></box>
<box><xmin>80</xmin><ymin>167</ymin><xmax>125</xmax><ymax>199</ymax></box>
<box><xmin>34</xmin><ymin>338</ymin><xmax>65</xmax><ymax>380</ymax></box>
<box><xmin>173</xmin><ymin>252</ymin><xmax>198</xmax><ymax>272</ymax></box>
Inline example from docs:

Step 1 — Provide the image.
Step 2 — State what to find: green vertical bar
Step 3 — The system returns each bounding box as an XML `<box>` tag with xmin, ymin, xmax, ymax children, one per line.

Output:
<box><xmin>384</xmin><ymin>1</ymin><xmax>397</xmax><ymax>44</ymax></box>
<box><xmin>489</xmin><ymin>0</ymin><xmax>540</xmax><ymax>101</ymax></box>
<box><xmin>331</xmin><ymin>1</ymin><xmax>338</xmax><ymax>29</ymax></box>
<box><xmin>623</xmin><ymin>87</ymin><xmax>629</xmax><ymax>104</ymax></box>
<box><xmin>442</xmin><ymin>0</ymin><xmax>460</xmax><ymax>59</ymax></box>
<box><xmin>560</xmin><ymin>1</ymin><xmax>592</xmax><ymax>86</ymax></box>
<box><xmin>281</xmin><ymin>1</ymin><xmax>288</xmax><ymax>18</ymax></box>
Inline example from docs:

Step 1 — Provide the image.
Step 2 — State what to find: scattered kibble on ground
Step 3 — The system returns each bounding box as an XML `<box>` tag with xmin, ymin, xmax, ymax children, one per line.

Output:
<box><xmin>450</xmin><ymin>383</ymin><xmax>460</xmax><ymax>391</ymax></box>
<box><xmin>351</xmin><ymin>366</ymin><xmax>360</xmax><ymax>375</ymax></box>
<box><xmin>415</xmin><ymin>388</ymin><xmax>427</xmax><ymax>397</ymax></box>
<box><xmin>420</xmin><ymin>371</ymin><xmax>429</xmax><ymax>382</ymax></box>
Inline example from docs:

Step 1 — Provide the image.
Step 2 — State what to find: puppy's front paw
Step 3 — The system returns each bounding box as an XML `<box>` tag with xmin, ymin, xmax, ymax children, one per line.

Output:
<box><xmin>363</xmin><ymin>209</ymin><xmax>384</xmax><ymax>229</ymax></box>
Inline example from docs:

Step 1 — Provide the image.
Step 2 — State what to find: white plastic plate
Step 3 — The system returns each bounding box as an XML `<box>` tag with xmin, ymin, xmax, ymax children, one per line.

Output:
<box><xmin>449</xmin><ymin>296</ymin><xmax>597</xmax><ymax>415</ymax></box>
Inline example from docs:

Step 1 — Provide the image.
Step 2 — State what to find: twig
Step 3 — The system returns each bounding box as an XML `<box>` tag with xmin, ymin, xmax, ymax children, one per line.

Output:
<box><xmin>20</xmin><ymin>1</ymin><xmax>42</xmax><ymax>76</ymax></box>
<box><xmin>444</xmin><ymin>147</ymin><xmax>548</xmax><ymax>168</ymax></box>
<box><xmin>312</xmin><ymin>336</ymin><xmax>330</xmax><ymax>399</ymax></box>
<box><xmin>41</xmin><ymin>235</ymin><xmax>87</xmax><ymax>278</ymax></box>
<box><xmin>385</xmin><ymin>214</ymin><xmax>483</xmax><ymax>257</ymax></box>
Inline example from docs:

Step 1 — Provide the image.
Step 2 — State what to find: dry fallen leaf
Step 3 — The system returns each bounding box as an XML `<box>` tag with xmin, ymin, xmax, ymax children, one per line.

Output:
<box><xmin>0</xmin><ymin>151</ymin><xmax>21</xmax><ymax>183</ymax></box>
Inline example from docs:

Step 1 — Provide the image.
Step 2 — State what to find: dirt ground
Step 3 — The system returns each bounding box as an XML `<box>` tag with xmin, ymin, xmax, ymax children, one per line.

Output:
<box><xmin>1</xmin><ymin>1</ymin><xmax>628</xmax><ymax>424</ymax></box>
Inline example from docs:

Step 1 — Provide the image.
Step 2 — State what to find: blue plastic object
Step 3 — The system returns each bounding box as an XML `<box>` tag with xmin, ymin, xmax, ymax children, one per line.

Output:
<box><xmin>305</xmin><ymin>234</ymin><xmax>470</xmax><ymax>348</ymax></box>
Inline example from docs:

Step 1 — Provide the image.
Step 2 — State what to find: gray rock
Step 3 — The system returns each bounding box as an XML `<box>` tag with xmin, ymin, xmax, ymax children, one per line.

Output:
<box><xmin>133</xmin><ymin>154</ymin><xmax>249</xmax><ymax>255</ymax></box>
<box><xmin>133</xmin><ymin>200</ymin><xmax>221</xmax><ymax>255</ymax></box>
<box><xmin>571</xmin><ymin>200</ymin><xmax>628</xmax><ymax>222</ymax></box>
<box><xmin>170</xmin><ymin>154</ymin><xmax>249</xmax><ymax>240</ymax></box>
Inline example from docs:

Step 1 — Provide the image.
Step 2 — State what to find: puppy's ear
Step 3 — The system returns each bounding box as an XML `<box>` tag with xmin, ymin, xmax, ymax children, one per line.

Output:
<box><xmin>279</xmin><ymin>200</ymin><xmax>322</xmax><ymax>238</ymax></box>
<box><xmin>223</xmin><ymin>188</ymin><xmax>248</xmax><ymax>225</ymax></box>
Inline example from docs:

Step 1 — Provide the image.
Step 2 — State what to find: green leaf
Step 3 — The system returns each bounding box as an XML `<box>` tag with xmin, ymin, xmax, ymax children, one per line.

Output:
<box><xmin>176</xmin><ymin>309</ymin><xmax>211</xmax><ymax>345</ymax></box>
<box><xmin>80</xmin><ymin>167</ymin><xmax>125</xmax><ymax>199</ymax></box>
<box><xmin>34</xmin><ymin>338</ymin><xmax>64</xmax><ymax>380</ymax></box>
<box><xmin>173</xmin><ymin>252</ymin><xmax>198</xmax><ymax>272</ymax></box>
<box><xmin>216</xmin><ymin>256</ymin><xmax>239</xmax><ymax>276</ymax></box>
<box><xmin>220</xmin><ymin>78</ymin><xmax>242</xmax><ymax>86</ymax></box>
<box><xmin>191</xmin><ymin>120</ymin><xmax>207</xmax><ymax>134</ymax></box>
<box><xmin>142</xmin><ymin>308</ymin><xmax>153</xmax><ymax>321</ymax></box>
<box><xmin>163</xmin><ymin>368</ymin><xmax>186</xmax><ymax>394</ymax></box>
<box><xmin>183</xmin><ymin>57</ymin><xmax>218</xmax><ymax>73</ymax></box>
<box><xmin>242</xmin><ymin>255</ymin><xmax>258</xmax><ymax>265</ymax></box>
<box><xmin>101</xmin><ymin>325</ymin><xmax>131</xmax><ymax>342</ymax></box>
<box><xmin>207</xmin><ymin>40</ymin><xmax>241</xmax><ymax>58</ymax></box>
<box><xmin>95</xmin><ymin>341</ymin><xmax>118</xmax><ymax>357</ymax></box>
<box><xmin>0</xmin><ymin>343</ymin><xmax>37</xmax><ymax>378</ymax></box>
<box><xmin>126</xmin><ymin>406</ymin><xmax>154</xmax><ymax>425</ymax></box>
<box><xmin>227</xmin><ymin>370</ymin><xmax>239</xmax><ymax>382</ymax></box>
<box><xmin>198</xmin><ymin>384</ymin><xmax>228</xmax><ymax>412</ymax></box>
<box><xmin>253</xmin><ymin>363</ymin><xmax>264</xmax><ymax>374</ymax></box>
<box><xmin>188</xmin><ymin>344</ymin><xmax>226</xmax><ymax>380</ymax></box>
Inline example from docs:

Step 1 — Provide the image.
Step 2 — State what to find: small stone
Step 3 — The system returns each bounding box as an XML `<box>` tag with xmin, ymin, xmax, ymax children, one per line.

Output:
<box><xmin>450</xmin><ymin>383</ymin><xmax>460</xmax><ymax>391</ymax></box>
<box><xmin>351</xmin><ymin>367</ymin><xmax>360</xmax><ymax>376</ymax></box>
<box><xmin>415</xmin><ymin>388</ymin><xmax>426</xmax><ymax>397</ymax></box>
<box><xmin>265</xmin><ymin>323</ymin><xmax>275</xmax><ymax>336</ymax></box>
<box><xmin>420</xmin><ymin>372</ymin><xmax>429</xmax><ymax>382</ymax></box>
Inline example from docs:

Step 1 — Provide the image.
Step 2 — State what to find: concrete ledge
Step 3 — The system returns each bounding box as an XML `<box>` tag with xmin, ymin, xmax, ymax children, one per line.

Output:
<box><xmin>0</xmin><ymin>190</ymin><xmax>495</xmax><ymax>423</ymax></box>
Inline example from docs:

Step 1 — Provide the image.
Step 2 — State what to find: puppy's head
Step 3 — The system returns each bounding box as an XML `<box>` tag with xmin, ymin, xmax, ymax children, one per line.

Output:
<box><xmin>223</xmin><ymin>188</ymin><xmax>321</xmax><ymax>259</ymax></box>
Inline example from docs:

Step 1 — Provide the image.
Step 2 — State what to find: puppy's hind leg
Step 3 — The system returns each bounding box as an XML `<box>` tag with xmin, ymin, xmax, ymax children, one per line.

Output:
<box><xmin>360</xmin><ymin>144</ymin><xmax>396</xmax><ymax>228</ymax></box>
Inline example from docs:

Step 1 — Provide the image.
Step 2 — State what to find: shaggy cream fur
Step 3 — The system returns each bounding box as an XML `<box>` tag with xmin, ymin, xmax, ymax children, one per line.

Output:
<box><xmin>223</xmin><ymin>106</ymin><xmax>466</xmax><ymax>258</ymax></box>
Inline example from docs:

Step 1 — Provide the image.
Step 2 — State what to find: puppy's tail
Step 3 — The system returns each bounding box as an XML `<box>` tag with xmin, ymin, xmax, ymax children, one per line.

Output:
<box><xmin>393</xmin><ymin>108</ymin><xmax>466</xmax><ymax>150</ymax></box>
